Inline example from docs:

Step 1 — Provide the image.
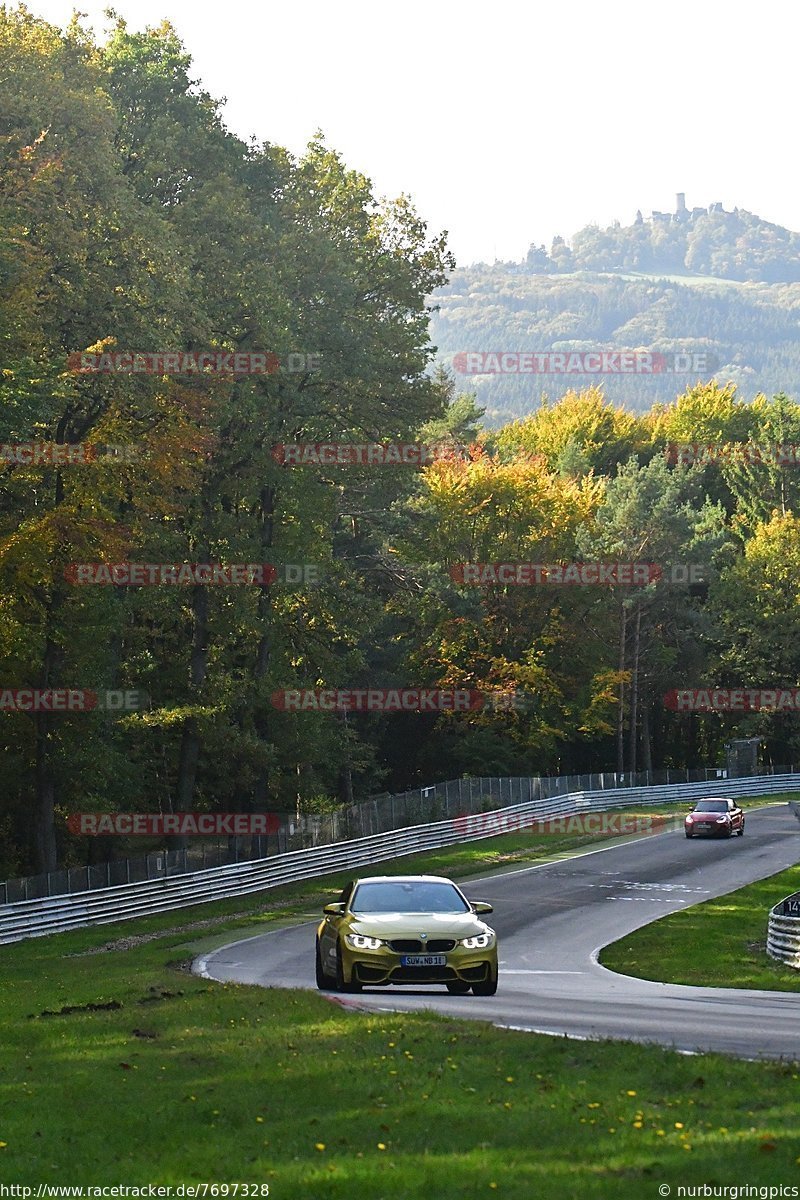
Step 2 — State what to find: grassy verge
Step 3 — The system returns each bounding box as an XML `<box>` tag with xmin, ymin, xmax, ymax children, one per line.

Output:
<box><xmin>600</xmin><ymin>862</ymin><xmax>800</xmax><ymax>991</ymax></box>
<box><xmin>3</xmin><ymin>898</ymin><xmax>800</xmax><ymax>1196</ymax></box>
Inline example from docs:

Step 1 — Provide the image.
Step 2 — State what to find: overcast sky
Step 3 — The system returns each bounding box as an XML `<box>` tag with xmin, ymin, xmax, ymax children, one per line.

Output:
<box><xmin>25</xmin><ymin>0</ymin><xmax>800</xmax><ymax>267</ymax></box>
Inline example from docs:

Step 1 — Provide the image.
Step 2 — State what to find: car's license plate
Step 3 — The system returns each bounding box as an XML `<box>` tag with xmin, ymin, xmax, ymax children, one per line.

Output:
<box><xmin>400</xmin><ymin>954</ymin><xmax>446</xmax><ymax>967</ymax></box>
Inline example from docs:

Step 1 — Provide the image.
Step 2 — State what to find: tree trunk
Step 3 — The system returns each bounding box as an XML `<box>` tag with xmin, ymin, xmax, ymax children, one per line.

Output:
<box><xmin>253</xmin><ymin>483</ymin><xmax>276</xmax><ymax>810</ymax></box>
<box><xmin>628</xmin><ymin>606</ymin><xmax>641</xmax><ymax>775</ymax></box>
<box><xmin>641</xmin><ymin>690</ymin><xmax>653</xmax><ymax>773</ymax></box>
<box><xmin>340</xmin><ymin>711</ymin><xmax>354</xmax><ymax>805</ymax></box>
<box><xmin>34</xmin><ymin>722</ymin><xmax>57</xmax><ymax>872</ymax></box>
<box><xmin>173</xmin><ymin>579</ymin><xmax>210</xmax><ymax>848</ymax></box>
<box><xmin>616</xmin><ymin>603</ymin><xmax>627</xmax><ymax>774</ymax></box>
<box><xmin>32</xmin><ymin>632</ymin><xmax>62</xmax><ymax>872</ymax></box>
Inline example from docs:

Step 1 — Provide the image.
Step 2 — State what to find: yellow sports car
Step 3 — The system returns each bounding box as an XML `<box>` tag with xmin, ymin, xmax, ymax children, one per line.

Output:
<box><xmin>315</xmin><ymin>874</ymin><xmax>498</xmax><ymax>995</ymax></box>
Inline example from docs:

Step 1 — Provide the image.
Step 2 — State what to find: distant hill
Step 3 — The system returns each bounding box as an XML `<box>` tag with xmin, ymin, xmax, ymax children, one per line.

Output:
<box><xmin>430</xmin><ymin>198</ymin><xmax>800</xmax><ymax>425</ymax></box>
<box><xmin>528</xmin><ymin>196</ymin><xmax>800</xmax><ymax>282</ymax></box>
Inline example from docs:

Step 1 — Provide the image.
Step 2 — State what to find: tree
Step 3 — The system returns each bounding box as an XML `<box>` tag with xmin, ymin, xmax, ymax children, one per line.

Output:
<box><xmin>709</xmin><ymin>514</ymin><xmax>800</xmax><ymax>763</ymax></box>
<box><xmin>576</xmin><ymin>454</ymin><xmax>729</xmax><ymax>771</ymax></box>
<box><xmin>494</xmin><ymin>387</ymin><xmax>645</xmax><ymax>478</ymax></box>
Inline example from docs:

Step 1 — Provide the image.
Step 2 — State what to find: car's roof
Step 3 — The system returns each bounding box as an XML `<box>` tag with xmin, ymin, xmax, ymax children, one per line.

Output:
<box><xmin>354</xmin><ymin>875</ymin><xmax>457</xmax><ymax>885</ymax></box>
<box><xmin>692</xmin><ymin>797</ymin><xmax>733</xmax><ymax>803</ymax></box>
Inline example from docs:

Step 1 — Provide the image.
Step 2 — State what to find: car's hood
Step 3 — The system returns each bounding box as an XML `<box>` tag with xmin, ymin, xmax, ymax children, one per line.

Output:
<box><xmin>349</xmin><ymin>912</ymin><xmax>492</xmax><ymax>939</ymax></box>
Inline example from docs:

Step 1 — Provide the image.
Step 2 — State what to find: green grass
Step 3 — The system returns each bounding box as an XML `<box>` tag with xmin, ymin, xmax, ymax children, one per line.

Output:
<box><xmin>2</xmin><ymin>901</ymin><xmax>800</xmax><ymax>1195</ymax></box>
<box><xmin>1</xmin><ymin>795</ymin><xmax>798</xmax><ymax>1195</ymax></box>
<box><xmin>600</xmin><ymin>862</ymin><xmax>800</xmax><ymax>991</ymax></box>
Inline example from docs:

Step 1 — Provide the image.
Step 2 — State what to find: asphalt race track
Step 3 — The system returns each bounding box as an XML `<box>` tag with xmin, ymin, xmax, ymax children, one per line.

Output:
<box><xmin>194</xmin><ymin>805</ymin><xmax>800</xmax><ymax>1059</ymax></box>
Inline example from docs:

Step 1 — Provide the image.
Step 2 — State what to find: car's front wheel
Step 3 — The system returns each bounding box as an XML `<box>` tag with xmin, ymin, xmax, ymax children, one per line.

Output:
<box><xmin>335</xmin><ymin>944</ymin><xmax>362</xmax><ymax>993</ymax></box>
<box><xmin>446</xmin><ymin>980</ymin><xmax>470</xmax><ymax>995</ymax></box>
<box><xmin>685</xmin><ymin>830</ymin><xmax>693</xmax><ymax>838</ymax></box>
<box><xmin>472</xmin><ymin>973</ymin><xmax>498</xmax><ymax>996</ymax></box>
<box><xmin>315</xmin><ymin>940</ymin><xmax>333</xmax><ymax>991</ymax></box>
<box><xmin>737</xmin><ymin>821</ymin><xmax>745</xmax><ymax>836</ymax></box>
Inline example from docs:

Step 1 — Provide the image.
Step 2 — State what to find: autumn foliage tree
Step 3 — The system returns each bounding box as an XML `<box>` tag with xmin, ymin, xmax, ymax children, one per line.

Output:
<box><xmin>3</xmin><ymin>8</ymin><xmax>800</xmax><ymax>879</ymax></box>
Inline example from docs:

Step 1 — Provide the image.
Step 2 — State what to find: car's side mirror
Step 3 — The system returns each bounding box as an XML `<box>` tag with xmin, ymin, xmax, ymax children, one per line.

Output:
<box><xmin>323</xmin><ymin>902</ymin><xmax>345</xmax><ymax>916</ymax></box>
<box><xmin>472</xmin><ymin>901</ymin><xmax>493</xmax><ymax>914</ymax></box>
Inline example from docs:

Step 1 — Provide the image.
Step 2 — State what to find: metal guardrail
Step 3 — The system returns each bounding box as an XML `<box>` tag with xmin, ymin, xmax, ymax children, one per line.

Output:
<box><xmin>2</xmin><ymin>773</ymin><xmax>798</xmax><ymax>946</ymax></box>
<box><xmin>454</xmin><ymin>773</ymin><xmax>792</xmax><ymax>834</ymax></box>
<box><xmin>766</xmin><ymin>801</ymin><xmax>800</xmax><ymax>968</ymax></box>
<box><xmin>6</xmin><ymin>764</ymin><xmax>796</xmax><ymax>904</ymax></box>
<box><xmin>767</xmin><ymin>903</ymin><xmax>800</xmax><ymax>968</ymax></box>
<box><xmin>766</xmin><ymin>912</ymin><xmax>800</xmax><ymax>967</ymax></box>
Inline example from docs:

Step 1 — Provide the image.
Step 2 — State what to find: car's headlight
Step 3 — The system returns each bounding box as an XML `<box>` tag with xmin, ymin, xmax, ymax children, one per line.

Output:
<box><xmin>460</xmin><ymin>932</ymin><xmax>495</xmax><ymax>949</ymax></box>
<box><xmin>345</xmin><ymin>934</ymin><xmax>384</xmax><ymax>950</ymax></box>
<box><xmin>685</xmin><ymin>815</ymin><xmax>693</xmax><ymax>822</ymax></box>
<box><xmin>716</xmin><ymin>816</ymin><xmax>729</xmax><ymax>823</ymax></box>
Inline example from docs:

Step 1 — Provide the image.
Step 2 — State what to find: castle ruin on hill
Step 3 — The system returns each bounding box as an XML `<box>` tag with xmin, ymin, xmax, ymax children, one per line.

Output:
<box><xmin>648</xmin><ymin>194</ymin><xmax>727</xmax><ymax>223</ymax></box>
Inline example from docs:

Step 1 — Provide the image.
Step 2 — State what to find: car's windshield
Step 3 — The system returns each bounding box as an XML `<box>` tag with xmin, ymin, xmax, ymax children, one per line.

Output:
<box><xmin>694</xmin><ymin>801</ymin><xmax>728</xmax><ymax>812</ymax></box>
<box><xmin>351</xmin><ymin>881</ymin><xmax>470</xmax><ymax>914</ymax></box>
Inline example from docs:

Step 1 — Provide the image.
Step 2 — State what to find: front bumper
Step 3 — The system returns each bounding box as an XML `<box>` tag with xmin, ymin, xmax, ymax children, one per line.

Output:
<box><xmin>341</xmin><ymin>942</ymin><xmax>498</xmax><ymax>986</ymax></box>
<box><xmin>686</xmin><ymin>820</ymin><xmax>732</xmax><ymax>836</ymax></box>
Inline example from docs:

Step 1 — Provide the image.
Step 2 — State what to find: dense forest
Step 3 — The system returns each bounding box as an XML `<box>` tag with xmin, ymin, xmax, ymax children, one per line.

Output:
<box><xmin>431</xmin><ymin>201</ymin><xmax>800</xmax><ymax>423</ymax></box>
<box><xmin>3</xmin><ymin>9</ymin><xmax>800</xmax><ymax>878</ymax></box>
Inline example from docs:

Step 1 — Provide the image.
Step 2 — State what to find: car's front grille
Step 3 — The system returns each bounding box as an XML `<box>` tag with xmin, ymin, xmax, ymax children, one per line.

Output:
<box><xmin>387</xmin><ymin>938</ymin><xmax>457</xmax><ymax>953</ymax></box>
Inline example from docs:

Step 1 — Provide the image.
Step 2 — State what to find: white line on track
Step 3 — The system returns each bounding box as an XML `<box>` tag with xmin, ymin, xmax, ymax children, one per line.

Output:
<box><xmin>499</xmin><ymin>969</ymin><xmax>586</xmax><ymax>975</ymax></box>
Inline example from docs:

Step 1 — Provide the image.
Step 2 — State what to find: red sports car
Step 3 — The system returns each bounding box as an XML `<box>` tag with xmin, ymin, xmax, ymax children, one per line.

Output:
<box><xmin>685</xmin><ymin>798</ymin><xmax>745</xmax><ymax>838</ymax></box>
